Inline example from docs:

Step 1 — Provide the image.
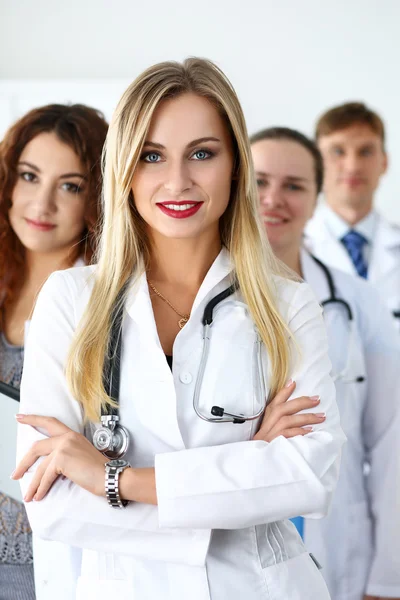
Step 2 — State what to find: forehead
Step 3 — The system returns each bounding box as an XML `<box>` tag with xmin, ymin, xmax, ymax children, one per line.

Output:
<box><xmin>20</xmin><ymin>132</ymin><xmax>83</xmax><ymax>171</ymax></box>
<box><xmin>318</xmin><ymin>124</ymin><xmax>383</xmax><ymax>149</ymax></box>
<box><xmin>146</xmin><ymin>93</ymin><xmax>230</xmax><ymax>144</ymax></box>
<box><xmin>251</xmin><ymin>139</ymin><xmax>314</xmax><ymax>179</ymax></box>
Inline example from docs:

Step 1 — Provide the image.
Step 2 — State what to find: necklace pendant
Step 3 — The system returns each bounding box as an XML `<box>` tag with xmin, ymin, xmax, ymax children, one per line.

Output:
<box><xmin>178</xmin><ymin>317</ymin><xmax>188</xmax><ymax>329</ymax></box>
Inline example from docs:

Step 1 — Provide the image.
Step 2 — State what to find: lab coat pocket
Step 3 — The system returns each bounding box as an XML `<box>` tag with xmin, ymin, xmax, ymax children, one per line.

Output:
<box><xmin>262</xmin><ymin>552</ymin><xmax>330</xmax><ymax>600</ymax></box>
<box><xmin>76</xmin><ymin>576</ymin><xmax>135</xmax><ymax>600</ymax></box>
<box><xmin>347</xmin><ymin>500</ymin><xmax>373</xmax><ymax>594</ymax></box>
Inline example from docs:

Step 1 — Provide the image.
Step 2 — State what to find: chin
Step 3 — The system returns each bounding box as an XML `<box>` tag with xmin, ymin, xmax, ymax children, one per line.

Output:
<box><xmin>150</xmin><ymin>220</ymin><xmax>212</xmax><ymax>241</ymax></box>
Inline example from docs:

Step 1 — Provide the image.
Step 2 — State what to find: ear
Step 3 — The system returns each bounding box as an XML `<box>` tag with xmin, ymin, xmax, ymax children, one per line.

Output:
<box><xmin>381</xmin><ymin>151</ymin><xmax>388</xmax><ymax>175</ymax></box>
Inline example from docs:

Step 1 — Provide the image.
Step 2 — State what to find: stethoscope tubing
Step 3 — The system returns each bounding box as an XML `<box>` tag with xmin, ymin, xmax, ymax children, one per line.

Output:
<box><xmin>310</xmin><ymin>254</ymin><xmax>365</xmax><ymax>385</ymax></box>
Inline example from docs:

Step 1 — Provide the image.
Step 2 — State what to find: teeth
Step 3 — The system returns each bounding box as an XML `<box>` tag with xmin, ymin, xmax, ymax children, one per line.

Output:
<box><xmin>163</xmin><ymin>204</ymin><xmax>197</xmax><ymax>211</ymax></box>
<box><xmin>264</xmin><ymin>216</ymin><xmax>284</xmax><ymax>223</ymax></box>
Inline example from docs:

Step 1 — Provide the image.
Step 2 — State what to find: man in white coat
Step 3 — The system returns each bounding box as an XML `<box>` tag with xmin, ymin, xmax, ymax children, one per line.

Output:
<box><xmin>304</xmin><ymin>102</ymin><xmax>400</xmax><ymax>327</ymax></box>
<box><xmin>251</xmin><ymin>126</ymin><xmax>400</xmax><ymax>600</ymax></box>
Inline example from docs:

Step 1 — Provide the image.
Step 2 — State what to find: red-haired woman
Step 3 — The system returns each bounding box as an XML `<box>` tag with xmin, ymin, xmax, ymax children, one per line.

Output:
<box><xmin>0</xmin><ymin>104</ymin><xmax>108</xmax><ymax>599</ymax></box>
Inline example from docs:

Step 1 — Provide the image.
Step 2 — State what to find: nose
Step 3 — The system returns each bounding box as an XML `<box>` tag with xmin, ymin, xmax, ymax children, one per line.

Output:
<box><xmin>343</xmin><ymin>151</ymin><xmax>362</xmax><ymax>174</ymax></box>
<box><xmin>30</xmin><ymin>183</ymin><xmax>57</xmax><ymax>215</ymax></box>
<box><xmin>164</xmin><ymin>160</ymin><xmax>192</xmax><ymax>196</ymax></box>
<box><xmin>260</xmin><ymin>185</ymin><xmax>284</xmax><ymax>209</ymax></box>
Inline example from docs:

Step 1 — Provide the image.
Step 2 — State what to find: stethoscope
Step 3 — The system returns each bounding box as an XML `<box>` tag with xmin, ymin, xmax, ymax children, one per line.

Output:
<box><xmin>311</xmin><ymin>255</ymin><xmax>365</xmax><ymax>384</ymax></box>
<box><xmin>93</xmin><ymin>282</ymin><xmax>267</xmax><ymax>459</ymax></box>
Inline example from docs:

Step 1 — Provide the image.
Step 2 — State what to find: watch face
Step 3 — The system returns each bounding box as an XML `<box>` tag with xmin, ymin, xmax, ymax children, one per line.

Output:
<box><xmin>109</xmin><ymin>459</ymin><xmax>128</xmax><ymax>468</ymax></box>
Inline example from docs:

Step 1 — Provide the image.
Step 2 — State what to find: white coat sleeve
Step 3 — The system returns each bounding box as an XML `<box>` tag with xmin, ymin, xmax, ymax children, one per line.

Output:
<box><xmin>360</xmin><ymin>287</ymin><xmax>400</xmax><ymax>598</ymax></box>
<box><xmin>155</xmin><ymin>283</ymin><xmax>346</xmax><ymax>529</ymax></box>
<box><xmin>17</xmin><ymin>271</ymin><xmax>210</xmax><ymax>567</ymax></box>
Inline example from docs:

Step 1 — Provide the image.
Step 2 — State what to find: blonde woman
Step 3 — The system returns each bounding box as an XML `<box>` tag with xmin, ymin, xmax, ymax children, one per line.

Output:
<box><xmin>14</xmin><ymin>59</ymin><xmax>345</xmax><ymax>600</ymax></box>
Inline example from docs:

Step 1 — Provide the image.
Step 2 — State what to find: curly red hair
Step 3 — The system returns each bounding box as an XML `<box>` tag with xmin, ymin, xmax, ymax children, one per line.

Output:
<box><xmin>0</xmin><ymin>103</ymin><xmax>108</xmax><ymax>307</ymax></box>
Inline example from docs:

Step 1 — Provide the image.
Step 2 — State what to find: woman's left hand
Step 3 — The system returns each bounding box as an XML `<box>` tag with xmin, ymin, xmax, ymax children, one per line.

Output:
<box><xmin>12</xmin><ymin>414</ymin><xmax>106</xmax><ymax>502</ymax></box>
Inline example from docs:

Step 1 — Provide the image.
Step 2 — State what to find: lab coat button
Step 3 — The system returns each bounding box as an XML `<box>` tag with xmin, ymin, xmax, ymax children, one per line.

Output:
<box><xmin>179</xmin><ymin>371</ymin><xmax>193</xmax><ymax>384</ymax></box>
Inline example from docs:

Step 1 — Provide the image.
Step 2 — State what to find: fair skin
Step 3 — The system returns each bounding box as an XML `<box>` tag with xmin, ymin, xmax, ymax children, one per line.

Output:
<box><xmin>5</xmin><ymin>132</ymin><xmax>88</xmax><ymax>345</ymax></box>
<box><xmin>251</xmin><ymin>138</ymin><xmax>317</xmax><ymax>275</ymax></box>
<box><xmin>318</xmin><ymin>123</ymin><xmax>387</xmax><ymax>226</ymax></box>
<box><xmin>251</xmin><ymin>136</ymin><xmax>394</xmax><ymax>600</ymax></box>
<box><xmin>13</xmin><ymin>94</ymin><xmax>324</xmax><ymax>511</ymax></box>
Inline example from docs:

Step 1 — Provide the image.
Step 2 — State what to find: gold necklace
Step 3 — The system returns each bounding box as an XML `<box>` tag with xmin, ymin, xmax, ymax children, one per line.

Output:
<box><xmin>148</xmin><ymin>281</ymin><xmax>190</xmax><ymax>329</ymax></box>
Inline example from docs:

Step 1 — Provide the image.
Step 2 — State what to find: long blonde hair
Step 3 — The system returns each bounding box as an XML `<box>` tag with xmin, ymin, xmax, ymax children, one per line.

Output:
<box><xmin>66</xmin><ymin>58</ymin><xmax>292</xmax><ymax>422</ymax></box>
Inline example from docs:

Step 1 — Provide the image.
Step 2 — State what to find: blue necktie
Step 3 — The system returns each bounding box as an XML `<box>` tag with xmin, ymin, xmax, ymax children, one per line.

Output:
<box><xmin>290</xmin><ymin>516</ymin><xmax>304</xmax><ymax>539</ymax></box>
<box><xmin>341</xmin><ymin>230</ymin><xmax>368</xmax><ymax>278</ymax></box>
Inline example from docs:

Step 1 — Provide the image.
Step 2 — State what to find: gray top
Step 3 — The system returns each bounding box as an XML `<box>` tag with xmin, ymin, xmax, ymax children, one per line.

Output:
<box><xmin>0</xmin><ymin>493</ymin><xmax>32</xmax><ymax>565</ymax></box>
<box><xmin>0</xmin><ymin>333</ymin><xmax>32</xmax><ymax>569</ymax></box>
<box><xmin>0</xmin><ymin>332</ymin><xmax>24</xmax><ymax>389</ymax></box>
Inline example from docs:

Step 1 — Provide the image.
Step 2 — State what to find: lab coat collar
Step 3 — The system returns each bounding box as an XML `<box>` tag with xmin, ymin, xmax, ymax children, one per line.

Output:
<box><xmin>374</xmin><ymin>213</ymin><xmax>400</xmax><ymax>249</ymax></box>
<box><xmin>368</xmin><ymin>214</ymin><xmax>400</xmax><ymax>280</ymax></box>
<box><xmin>304</xmin><ymin>210</ymin><xmax>357</xmax><ymax>275</ymax></box>
<box><xmin>305</xmin><ymin>204</ymin><xmax>333</xmax><ymax>241</ymax></box>
<box><xmin>74</xmin><ymin>257</ymin><xmax>86</xmax><ymax>267</ymax></box>
<box><xmin>125</xmin><ymin>247</ymin><xmax>234</xmax><ymax>328</ymax></box>
<box><xmin>318</xmin><ymin>204</ymin><xmax>378</xmax><ymax>244</ymax></box>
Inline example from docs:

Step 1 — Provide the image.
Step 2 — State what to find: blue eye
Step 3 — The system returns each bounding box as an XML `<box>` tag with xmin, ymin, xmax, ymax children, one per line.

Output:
<box><xmin>143</xmin><ymin>152</ymin><xmax>161</xmax><ymax>163</ymax></box>
<box><xmin>332</xmin><ymin>147</ymin><xmax>344</xmax><ymax>156</ymax></box>
<box><xmin>192</xmin><ymin>149</ymin><xmax>212</xmax><ymax>161</ymax></box>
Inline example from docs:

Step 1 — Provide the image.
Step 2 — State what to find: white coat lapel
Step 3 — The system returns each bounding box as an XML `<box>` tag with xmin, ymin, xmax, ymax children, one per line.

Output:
<box><xmin>368</xmin><ymin>214</ymin><xmax>400</xmax><ymax>282</ymax></box>
<box><xmin>304</xmin><ymin>212</ymin><xmax>358</xmax><ymax>276</ymax></box>
<box><xmin>190</xmin><ymin>247</ymin><xmax>233</xmax><ymax>316</ymax></box>
<box><xmin>125</xmin><ymin>271</ymin><xmax>161</xmax><ymax>346</ymax></box>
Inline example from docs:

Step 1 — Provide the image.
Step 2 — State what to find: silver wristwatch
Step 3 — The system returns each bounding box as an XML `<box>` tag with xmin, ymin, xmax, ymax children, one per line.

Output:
<box><xmin>105</xmin><ymin>459</ymin><xmax>131</xmax><ymax>508</ymax></box>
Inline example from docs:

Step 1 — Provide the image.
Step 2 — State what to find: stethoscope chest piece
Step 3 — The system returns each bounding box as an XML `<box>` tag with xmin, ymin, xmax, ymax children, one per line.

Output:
<box><xmin>93</xmin><ymin>414</ymin><xmax>130</xmax><ymax>459</ymax></box>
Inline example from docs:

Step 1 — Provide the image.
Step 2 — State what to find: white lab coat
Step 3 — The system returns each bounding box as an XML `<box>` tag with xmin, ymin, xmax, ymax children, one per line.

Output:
<box><xmin>25</xmin><ymin>258</ymin><xmax>85</xmax><ymax>600</ymax></box>
<box><xmin>17</xmin><ymin>249</ymin><xmax>345</xmax><ymax>600</ymax></box>
<box><xmin>300</xmin><ymin>248</ymin><xmax>400</xmax><ymax>600</ymax></box>
<box><xmin>305</xmin><ymin>208</ymin><xmax>400</xmax><ymax>329</ymax></box>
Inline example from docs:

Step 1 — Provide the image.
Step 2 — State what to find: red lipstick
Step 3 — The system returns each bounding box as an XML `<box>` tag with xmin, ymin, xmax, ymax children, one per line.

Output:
<box><xmin>157</xmin><ymin>201</ymin><xmax>203</xmax><ymax>219</ymax></box>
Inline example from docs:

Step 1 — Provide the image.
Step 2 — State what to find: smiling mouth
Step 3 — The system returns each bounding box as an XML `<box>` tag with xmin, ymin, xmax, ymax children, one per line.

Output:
<box><xmin>263</xmin><ymin>215</ymin><xmax>288</xmax><ymax>225</ymax></box>
<box><xmin>342</xmin><ymin>178</ymin><xmax>365</xmax><ymax>186</ymax></box>
<box><xmin>25</xmin><ymin>218</ymin><xmax>56</xmax><ymax>231</ymax></box>
<box><xmin>156</xmin><ymin>201</ymin><xmax>203</xmax><ymax>219</ymax></box>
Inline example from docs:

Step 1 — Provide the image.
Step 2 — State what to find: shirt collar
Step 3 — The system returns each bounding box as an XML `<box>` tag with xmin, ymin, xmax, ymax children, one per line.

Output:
<box><xmin>320</xmin><ymin>203</ymin><xmax>378</xmax><ymax>243</ymax></box>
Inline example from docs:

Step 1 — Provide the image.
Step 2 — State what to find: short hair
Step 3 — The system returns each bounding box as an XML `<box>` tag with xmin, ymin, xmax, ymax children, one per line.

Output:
<box><xmin>250</xmin><ymin>126</ymin><xmax>324</xmax><ymax>194</ymax></box>
<box><xmin>315</xmin><ymin>102</ymin><xmax>385</xmax><ymax>147</ymax></box>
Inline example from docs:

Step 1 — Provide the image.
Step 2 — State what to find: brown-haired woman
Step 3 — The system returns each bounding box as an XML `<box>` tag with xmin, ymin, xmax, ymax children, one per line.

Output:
<box><xmin>0</xmin><ymin>103</ymin><xmax>108</xmax><ymax>599</ymax></box>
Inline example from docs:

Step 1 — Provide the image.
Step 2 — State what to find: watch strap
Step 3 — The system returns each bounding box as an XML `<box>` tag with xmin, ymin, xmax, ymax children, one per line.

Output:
<box><xmin>105</xmin><ymin>462</ymin><xmax>130</xmax><ymax>509</ymax></box>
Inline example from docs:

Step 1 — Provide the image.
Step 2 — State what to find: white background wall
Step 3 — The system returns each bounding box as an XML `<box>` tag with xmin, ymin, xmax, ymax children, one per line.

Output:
<box><xmin>1</xmin><ymin>0</ymin><xmax>400</xmax><ymax>221</ymax></box>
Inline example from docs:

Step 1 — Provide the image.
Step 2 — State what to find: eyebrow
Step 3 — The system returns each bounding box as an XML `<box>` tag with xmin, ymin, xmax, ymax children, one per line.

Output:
<box><xmin>255</xmin><ymin>170</ymin><xmax>309</xmax><ymax>182</ymax></box>
<box><xmin>143</xmin><ymin>136</ymin><xmax>221</xmax><ymax>150</ymax></box>
<box><xmin>18</xmin><ymin>161</ymin><xmax>87</xmax><ymax>180</ymax></box>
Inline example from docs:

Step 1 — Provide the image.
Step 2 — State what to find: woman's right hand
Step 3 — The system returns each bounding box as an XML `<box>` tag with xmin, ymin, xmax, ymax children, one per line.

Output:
<box><xmin>253</xmin><ymin>380</ymin><xmax>325</xmax><ymax>443</ymax></box>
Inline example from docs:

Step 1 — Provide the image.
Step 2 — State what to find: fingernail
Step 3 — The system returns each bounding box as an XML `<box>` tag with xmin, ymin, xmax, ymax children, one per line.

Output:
<box><xmin>9</xmin><ymin>470</ymin><xmax>15</xmax><ymax>479</ymax></box>
<box><xmin>310</xmin><ymin>395</ymin><xmax>320</xmax><ymax>402</ymax></box>
<box><xmin>15</xmin><ymin>414</ymin><xmax>25</xmax><ymax>421</ymax></box>
<box><xmin>303</xmin><ymin>426</ymin><xmax>313</xmax><ymax>432</ymax></box>
<box><xmin>315</xmin><ymin>412</ymin><xmax>326</xmax><ymax>418</ymax></box>
<box><xmin>285</xmin><ymin>379</ymin><xmax>294</xmax><ymax>387</ymax></box>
